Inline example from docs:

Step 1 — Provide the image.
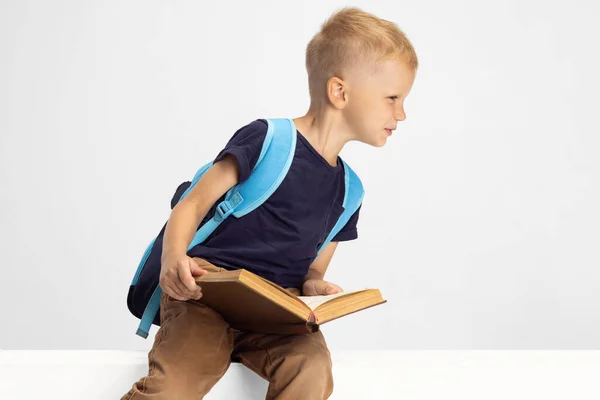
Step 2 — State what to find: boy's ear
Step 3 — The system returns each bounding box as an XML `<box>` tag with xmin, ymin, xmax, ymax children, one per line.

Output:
<box><xmin>327</xmin><ymin>77</ymin><xmax>347</xmax><ymax>109</ymax></box>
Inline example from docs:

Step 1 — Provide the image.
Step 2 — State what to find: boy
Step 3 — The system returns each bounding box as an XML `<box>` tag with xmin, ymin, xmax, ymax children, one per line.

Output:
<box><xmin>122</xmin><ymin>6</ymin><xmax>417</xmax><ymax>400</ymax></box>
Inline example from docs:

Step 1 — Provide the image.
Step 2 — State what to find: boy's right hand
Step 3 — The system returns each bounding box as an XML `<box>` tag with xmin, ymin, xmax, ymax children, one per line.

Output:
<box><xmin>159</xmin><ymin>255</ymin><xmax>210</xmax><ymax>301</ymax></box>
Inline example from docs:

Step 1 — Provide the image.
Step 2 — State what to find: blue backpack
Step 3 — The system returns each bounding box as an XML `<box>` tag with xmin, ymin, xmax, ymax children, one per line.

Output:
<box><xmin>127</xmin><ymin>118</ymin><xmax>365</xmax><ymax>338</ymax></box>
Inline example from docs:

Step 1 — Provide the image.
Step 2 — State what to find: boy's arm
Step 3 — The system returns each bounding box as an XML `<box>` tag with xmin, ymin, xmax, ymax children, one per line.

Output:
<box><xmin>160</xmin><ymin>154</ymin><xmax>241</xmax><ymax>301</ymax></box>
<box><xmin>303</xmin><ymin>241</ymin><xmax>339</xmax><ymax>282</ymax></box>
<box><xmin>301</xmin><ymin>242</ymin><xmax>344</xmax><ymax>296</ymax></box>
<box><xmin>162</xmin><ymin>154</ymin><xmax>240</xmax><ymax>260</ymax></box>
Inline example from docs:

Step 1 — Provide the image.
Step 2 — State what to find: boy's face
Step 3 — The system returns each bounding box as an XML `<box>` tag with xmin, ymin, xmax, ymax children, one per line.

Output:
<box><xmin>343</xmin><ymin>58</ymin><xmax>415</xmax><ymax>147</ymax></box>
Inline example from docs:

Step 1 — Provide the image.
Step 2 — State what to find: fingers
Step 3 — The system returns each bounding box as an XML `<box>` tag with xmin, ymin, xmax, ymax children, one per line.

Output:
<box><xmin>192</xmin><ymin>257</ymin><xmax>218</xmax><ymax>273</ymax></box>
<box><xmin>326</xmin><ymin>284</ymin><xmax>343</xmax><ymax>294</ymax></box>
<box><xmin>163</xmin><ymin>279</ymin><xmax>203</xmax><ymax>301</ymax></box>
<box><xmin>159</xmin><ymin>278</ymin><xmax>184</xmax><ymax>301</ymax></box>
<box><xmin>178</xmin><ymin>264</ymin><xmax>200</xmax><ymax>292</ymax></box>
<box><xmin>160</xmin><ymin>267</ymin><xmax>203</xmax><ymax>301</ymax></box>
<box><xmin>165</xmin><ymin>273</ymin><xmax>191</xmax><ymax>300</ymax></box>
<box><xmin>173</xmin><ymin>269</ymin><xmax>196</xmax><ymax>297</ymax></box>
<box><xmin>189</xmin><ymin>259</ymin><xmax>209</xmax><ymax>277</ymax></box>
<box><xmin>177</xmin><ymin>267</ymin><xmax>203</xmax><ymax>300</ymax></box>
<box><xmin>162</xmin><ymin>282</ymin><xmax>187</xmax><ymax>301</ymax></box>
<box><xmin>317</xmin><ymin>281</ymin><xmax>333</xmax><ymax>295</ymax></box>
<box><xmin>160</xmin><ymin>255</ymin><xmax>213</xmax><ymax>301</ymax></box>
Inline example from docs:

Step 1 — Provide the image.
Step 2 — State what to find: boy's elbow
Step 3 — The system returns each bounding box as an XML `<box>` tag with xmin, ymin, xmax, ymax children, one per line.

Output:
<box><xmin>172</xmin><ymin>198</ymin><xmax>208</xmax><ymax>223</ymax></box>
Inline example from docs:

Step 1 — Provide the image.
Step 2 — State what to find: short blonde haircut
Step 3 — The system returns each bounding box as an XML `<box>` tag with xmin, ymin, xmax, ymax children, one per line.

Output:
<box><xmin>305</xmin><ymin>7</ymin><xmax>418</xmax><ymax>103</ymax></box>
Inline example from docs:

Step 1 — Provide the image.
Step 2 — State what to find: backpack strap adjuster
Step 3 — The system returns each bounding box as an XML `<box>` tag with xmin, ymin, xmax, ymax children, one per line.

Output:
<box><xmin>214</xmin><ymin>192</ymin><xmax>244</xmax><ymax>222</ymax></box>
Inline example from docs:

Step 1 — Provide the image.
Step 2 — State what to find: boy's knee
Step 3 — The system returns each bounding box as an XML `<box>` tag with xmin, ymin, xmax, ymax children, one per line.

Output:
<box><xmin>122</xmin><ymin>373</ymin><xmax>224</xmax><ymax>400</ymax></box>
<box><xmin>295</xmin><ymin>352</ymin><xmax>334</xmax><ymax>397</ymax></box>
<box><xmin>286</xmin><ymin>349</ymin><xmax>333</xmax><ymax>377</ymax></box>
<box><xmin>308</xmin><ymin>351</ymin><xmax>333</xmax><ymax>376</ymax></box>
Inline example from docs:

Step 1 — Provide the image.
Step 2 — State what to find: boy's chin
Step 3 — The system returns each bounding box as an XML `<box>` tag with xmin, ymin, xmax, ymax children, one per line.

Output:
<box><xmin>355</xmin><ymin>135</ymin><xmax>388</xmax><ymax>148</ymax></box>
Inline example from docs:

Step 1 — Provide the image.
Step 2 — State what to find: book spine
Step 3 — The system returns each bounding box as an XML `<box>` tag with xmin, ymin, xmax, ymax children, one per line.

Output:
<box><xmin>308</xmin><ymin>311</ymin><xmax>318</xmax><ymax>323</ymax></box>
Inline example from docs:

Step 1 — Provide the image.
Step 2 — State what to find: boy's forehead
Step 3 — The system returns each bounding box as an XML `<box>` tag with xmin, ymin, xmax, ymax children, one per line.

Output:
<box><xmin>346</xmin><ymin>59</ymin><xmax>414</xmax><ymax>92</ymax></box>
<box><xmin>373</xmin><ymin>59</ymin><xmax>415</xmax><ymax>90</ymax></box>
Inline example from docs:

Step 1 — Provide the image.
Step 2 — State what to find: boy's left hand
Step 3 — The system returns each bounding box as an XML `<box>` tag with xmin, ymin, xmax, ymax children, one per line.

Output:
<box><xmin>302</xmin><ymin>279</ymin><xmax>343</xmax><ymax>296</ymax></box>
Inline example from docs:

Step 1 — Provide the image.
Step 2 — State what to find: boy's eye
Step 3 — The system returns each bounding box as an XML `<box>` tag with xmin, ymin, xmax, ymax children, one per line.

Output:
<box><xmin>388</xmin><ymin>96</ymin><xmax>398</xmax><ymax>101</ymax></box>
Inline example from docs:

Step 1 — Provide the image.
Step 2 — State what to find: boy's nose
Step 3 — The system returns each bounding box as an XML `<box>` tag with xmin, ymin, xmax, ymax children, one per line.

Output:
<box><xmin>395</xmin><ymin>110</ymin><xmax>406</xmax><ymax>121</ymax></box>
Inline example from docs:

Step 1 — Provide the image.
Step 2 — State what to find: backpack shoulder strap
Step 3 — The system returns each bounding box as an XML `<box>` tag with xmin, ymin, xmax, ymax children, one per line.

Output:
<box><xmin>187</xmin><ymin>118</ymin><xmax>296</xmax><ymax>248</ymax></box>
<box><xmin>317</xmin><ymin>159</ymin><xmax>364</xmax><ymax>254</ymax></box>
<box><xmin>176</xmin><ymin>119</ymin><xmax>277</xmax><ymax>208</ymax></box>
<box><xmin>230</xmin><ymin>118</ymin><xmax>296</xmax><ymax>217</ymax></box>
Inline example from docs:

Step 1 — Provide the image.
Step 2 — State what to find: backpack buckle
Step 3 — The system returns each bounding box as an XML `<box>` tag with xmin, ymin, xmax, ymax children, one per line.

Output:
<box><xmin>214</xmin><ymin>192</ymin><xmax>243</xmax><ymax>222</ymax></box>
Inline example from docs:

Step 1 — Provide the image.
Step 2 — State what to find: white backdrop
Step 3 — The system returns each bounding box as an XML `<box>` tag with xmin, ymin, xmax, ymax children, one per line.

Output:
<box><xmin>1</xmin><ymin>0</ymin><xmax>598</xmax><ymax>351</ymax></box>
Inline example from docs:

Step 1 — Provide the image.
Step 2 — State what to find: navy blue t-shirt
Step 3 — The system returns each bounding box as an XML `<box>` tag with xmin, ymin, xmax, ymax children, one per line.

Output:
<box><xmin>186</xmin><ymin>119</ymin><xmax>361</xmax><ymax>289</ymax></box>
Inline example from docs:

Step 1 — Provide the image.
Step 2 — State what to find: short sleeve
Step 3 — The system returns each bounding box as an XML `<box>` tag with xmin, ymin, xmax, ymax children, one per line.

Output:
<box><xmin>331</xmin><ymin>204</ymin><xmax>362</xmax><ymax>242</ymax></box>
<box><xmin>214</xmin><ymin>119</ymin><xmax>268</xmax><ymax>183</ymax></box>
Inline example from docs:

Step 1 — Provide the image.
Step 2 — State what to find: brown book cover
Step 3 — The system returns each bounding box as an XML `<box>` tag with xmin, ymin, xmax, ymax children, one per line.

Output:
<box><xmin>193</xmin><ymin>269</ymin><xmax>387</xmax><ymax>334</ymax></box>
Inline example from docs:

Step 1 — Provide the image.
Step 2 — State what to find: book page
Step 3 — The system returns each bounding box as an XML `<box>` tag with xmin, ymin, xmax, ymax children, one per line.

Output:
<box><xmin>297</xmin><ymin>291</ymin><xmax>351</xmax><ymax>311</ymax></box>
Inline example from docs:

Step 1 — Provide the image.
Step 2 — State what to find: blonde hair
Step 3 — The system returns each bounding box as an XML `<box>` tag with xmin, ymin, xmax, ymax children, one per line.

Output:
<box><xmin>305</xmin><ymin>7</ymin><xmax>418</xmax><ymax>103</ymax></box>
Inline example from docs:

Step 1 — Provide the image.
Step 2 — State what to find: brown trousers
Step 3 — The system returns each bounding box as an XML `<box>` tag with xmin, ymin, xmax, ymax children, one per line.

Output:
<box><xmin>121</xmin><ymin>261</ymin><xmax>334</xmax><ymax>400</ymax></box>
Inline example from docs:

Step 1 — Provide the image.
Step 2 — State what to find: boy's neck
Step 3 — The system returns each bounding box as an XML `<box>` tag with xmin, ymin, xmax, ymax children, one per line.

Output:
<box><xmin>293</xmin><ymin>111</ymin><xmax>353</xmax><ymax>168</ymax></box>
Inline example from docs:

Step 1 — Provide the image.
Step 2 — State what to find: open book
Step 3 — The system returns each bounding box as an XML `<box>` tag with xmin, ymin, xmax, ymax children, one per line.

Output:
<box><xmin>193</xmin><ymin>268</ymin><xmax>386</xmax><ymax>334</ymax></box>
